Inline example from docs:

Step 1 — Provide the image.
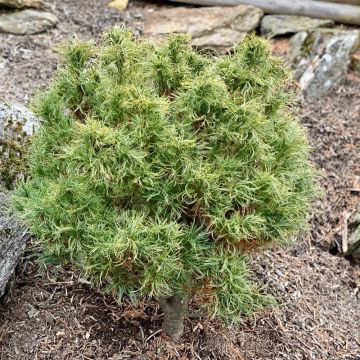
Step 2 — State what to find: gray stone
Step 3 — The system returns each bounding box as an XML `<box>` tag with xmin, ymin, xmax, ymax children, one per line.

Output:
<box><xmin>261</xmin><ymin>15</ymin><xmax>334</xmax><ymax>38</ymax></box>
<box><xmin>192</xmin><ymin>28</ymin><xmax>246</xmax><ymax>52</ymax></box>
<box><xmin>345</xmin><ymin>206</ymin><xmax>360</xmax><ymax>263</ymax></box>
<box><xmin>289</xmin><ymin>29</ymin><xmax>360</xmax><ymax>99</ymax></box>
<box><xmin>289</xmin><ymin>31</ymin><xmax>310</xmax><ymax>79</ymax></box>
<box><xmin>0</xmin><ymin>9</ymin><xmax>58</xmax><ymax>35</ymax></box>
<box><xmin>143</xmin><ymin>5</ymin><xmax>263</xmax><ymax>52</ymax></box>
<box><xmin>0</xmin><ymin>57</ymin><xmax>7</xmax><ymax>72</ymax></box>
<box><xmin>0</xmin><ymin>99</ymin><xmax>39</xmax><ymax>136</ymax></box>
<box><xmin>0</xmin><ymin>0</ymin><xmax>43</xmax><ymax>8</ymax></box>
<box><xmin>347</xmin><ymin>226</ymin><xmax>360</xmax><ymax>261</ymax></box>
<box><xmin>0</xmin><ymin>186</ymin><xmax>28</xmax><ymax>303</ymax></box>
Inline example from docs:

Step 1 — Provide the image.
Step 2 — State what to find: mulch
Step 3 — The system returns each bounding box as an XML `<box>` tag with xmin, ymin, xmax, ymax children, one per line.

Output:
<box><xmin>0</xmin><ymin>1</ymin><xmax>360</xmax><ymax>359</ymax></box>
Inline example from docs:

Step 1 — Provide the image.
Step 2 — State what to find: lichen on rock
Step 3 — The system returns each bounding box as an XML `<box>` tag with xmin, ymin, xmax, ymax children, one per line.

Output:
<box><xmin>289</xmin><ymin>29</ymin><xmax>359</xmax><ymax>99</ymax></box>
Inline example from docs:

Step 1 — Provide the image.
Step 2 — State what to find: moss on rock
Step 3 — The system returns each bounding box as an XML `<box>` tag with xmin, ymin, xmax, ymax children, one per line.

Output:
<box><xmin>0</xmin><ymin>117</ymin><xmax>29</xmax><ymax>188</ymax></box>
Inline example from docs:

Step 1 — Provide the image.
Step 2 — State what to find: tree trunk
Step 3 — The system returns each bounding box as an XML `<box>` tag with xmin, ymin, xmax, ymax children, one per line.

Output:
<box><xmin>318</xmin><ymin>0</ymin><xmax>360</xmax><ymax>5</ymax></box>
<box><xmin>159</xmin><ymin>294</ymin><xmax>190</xmax><ymax>341</ymax></box>
<box><xmin>169</xmin><ymin>0</ymin><xmax>360</xmax><ymax>26</ymax></box>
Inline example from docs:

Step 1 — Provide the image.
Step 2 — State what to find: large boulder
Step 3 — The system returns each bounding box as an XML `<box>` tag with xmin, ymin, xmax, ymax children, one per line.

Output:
<box><xmin>0</xmin><ymin>0</ymin><xmax>43</xmax><ymax>8</ymax></box>
<box><xmin>0</xmin><ymin>99</ymin><xmax>39</xmax><ymax>188</ymax></box>
<box><xmin>261</xmin><ymin>15</ymin><xmax>333</xmax><ymax>38</ymax></box>
<box><xmin>0</xmin><ymin>186</ymin><xmax>28</xmax><ymax>303</ymax></box>
<box><xmin>143</xmin><ymin>5</ymin><xmax>263</xmax><ymax>52</ymax></box>
<box><xmin>0</xmin><ymin>9</ymin><xmax>58</xmax><ymax>35</ymax></box>
<box><xmin>289</xmin><ymin>29</ymin><xmax>360</xmax><ymax>99</ymax></box>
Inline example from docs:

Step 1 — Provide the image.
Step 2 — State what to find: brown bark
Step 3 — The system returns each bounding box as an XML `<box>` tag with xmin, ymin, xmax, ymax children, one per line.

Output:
<box><xmin>159</xmin><ymin>294</ymin><xmax>190</xmax><ymax>341</ymax></box>
<box><xmin>169</xmin><ymin>0</ymin><xmax>360</xmax><ymax>26</ymax></box>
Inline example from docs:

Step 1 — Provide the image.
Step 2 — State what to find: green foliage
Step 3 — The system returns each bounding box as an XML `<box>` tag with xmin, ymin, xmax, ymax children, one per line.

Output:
<box><xmin>14</xmin><ymin>28</ymin><xmax>317</xmax><ymax>320</ymax></box>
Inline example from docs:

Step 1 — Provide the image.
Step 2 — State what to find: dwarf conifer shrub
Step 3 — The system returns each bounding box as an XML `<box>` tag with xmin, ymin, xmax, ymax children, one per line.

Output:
<box><xmin>14</xmin><ymin>28</ymin><xmax>316</xmax><ymax>340</ymax></box>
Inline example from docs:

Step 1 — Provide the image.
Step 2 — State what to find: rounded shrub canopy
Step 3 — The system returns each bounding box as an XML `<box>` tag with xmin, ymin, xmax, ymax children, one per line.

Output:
<box><xmin>14</xmin><ymin>28</ymin><xmax>316</xmax><ymax>320</ymax></box>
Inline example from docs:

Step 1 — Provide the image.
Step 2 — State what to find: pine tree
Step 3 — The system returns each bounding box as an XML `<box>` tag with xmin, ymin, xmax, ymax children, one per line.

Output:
<box><xmin>14</xmin><ymin>28</ymin><xmax>317</xmax><ymax>340</ymax></box>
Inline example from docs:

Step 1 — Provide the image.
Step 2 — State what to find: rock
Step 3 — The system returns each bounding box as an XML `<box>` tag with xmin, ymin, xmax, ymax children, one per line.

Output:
<box><xmin>347</xmin><ymin>226</ymin><xmax>360</xmax><ymax>261</ymax></box>
<box><xmin>0</xmin><ymin>9</ymin><xmax>58</xmax><ymax>35</ymax></box>
<box><xmin>289</xmin><ymin>29</ymin><xmax>360</xmax><ymax>99</ymax></box>
<box><xmin>261</xmin><ymin>15</ymin><xmax>334</xmax><ymax>38</ymax></box>
<box><xmin>0</xmin><ymin>99</ymin><xmax>39</xmax><ymax>136</ymax></box>
<box><xmin>0</xmin><ymin>99</ymin><xmax>39</xmax><ymax>187</ymax></box>
<box><xmin>0</xmin><ymin>57</ymin><xmax>7</xmax><ymax>72</ymax></box>
<box><xmin>0</xmin><ymin>0</ymin><xmax>43</xmax><ymax>8</ymax></box>
<box><xmin>108</xmin><ymin>0</ymin><xmax>128</xmax><ymax>11</ymax></box>
<box><xmin>351</xmin><ymin>52</ymin><xmax>360</xmax><ymax>73</ymax></box>
<box><xmin>0</xmin><ymin>186</ymin><xmax>28</xmax><ymax>303</ymax></box>
<box><xmin>143</xmin><ymin>5</ymin><xmax>263</xmax><ymax>52</ymax></box>
<box><xmin>192</xmin><ymin>28</ymin><xmax>246</xmax><ymax>51</ymax></box>
<box><xmin>289</xmin><ymin>31</ymin><xmax>310</xmax><ymax>79</ymax></box>
<box><xmin>345</xmin><ymin>206</ymin><xmax>360</xmax><ymax>263</ymax></box>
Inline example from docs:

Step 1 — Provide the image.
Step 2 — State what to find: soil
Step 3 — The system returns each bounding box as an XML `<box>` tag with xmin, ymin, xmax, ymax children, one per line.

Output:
<box><xmin>1</xmin><ymin>1</ymin><xmax>360</xmax><ymax>359</ymax></box>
